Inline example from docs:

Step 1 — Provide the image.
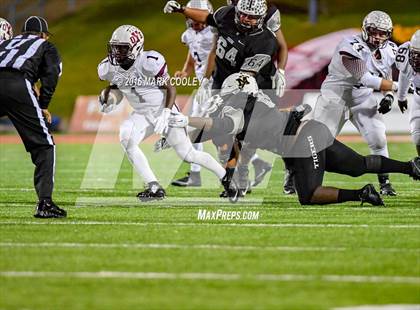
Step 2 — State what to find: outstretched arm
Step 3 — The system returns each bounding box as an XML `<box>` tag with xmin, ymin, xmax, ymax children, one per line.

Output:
<box><xmin>163</xmin><ymin>1</ymin><xmax>209</xmax><ymax>23</ymax></box>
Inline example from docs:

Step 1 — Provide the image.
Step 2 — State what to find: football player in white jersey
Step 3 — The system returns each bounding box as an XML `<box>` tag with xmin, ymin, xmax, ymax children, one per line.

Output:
<box><xmin>98</xmin><ymin>25</ymin><xmax>232</xmax><ymax>201</ymax></box>
<box><xmin>0</xmin><ymin>18</ymin><xmax>13</xmax><ymax>42</ymax></box>
<box><xmin>171</xmin><ymin>0</ymin><xmax>215</xmax><ymax>187</ymax></box>
<box><xmin>396</xmin><ymin>29</ymin><xmax>420</xmax><ymax>156</ymax></box>
<box><xmin>314</xmin><ymin>11</ymin><xmax>399</xmax><ymax>195</ymax></box>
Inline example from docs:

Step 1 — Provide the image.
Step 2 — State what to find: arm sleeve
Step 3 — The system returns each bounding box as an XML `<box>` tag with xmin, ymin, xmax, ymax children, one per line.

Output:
<box><xmin>206</xmin><ymin>6</ymin><xmax>229</xmax><ymax>28</ymax></box>
<box><xmin>397</xmin><ymin>71</ymin><xmax>411</xmax><ymax>101</ymax></box>
<box><xmin>38</xmin><ymin>43</ymin><xmax>62</xmax><ymax>109</ymax></box>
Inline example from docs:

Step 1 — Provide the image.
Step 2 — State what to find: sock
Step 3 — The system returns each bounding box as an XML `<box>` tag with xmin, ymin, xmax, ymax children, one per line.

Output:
<box><xmin>379</xmin><ymin>157</ymin><xmax>412</xmax><ymax>175</ymax></box>
<box><xmin>338</xmin><ymin>189</ymin><xmax>362</xmax><ymax>203</ymax></box>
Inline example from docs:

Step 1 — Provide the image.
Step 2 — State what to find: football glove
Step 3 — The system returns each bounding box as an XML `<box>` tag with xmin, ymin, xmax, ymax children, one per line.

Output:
<box><xmin>398</xmin><ymin>99</ymin><xmax>408</xmax><ymax>113</ymax></box>
<box><xmin>168</xmin><ymin>111</ymin><xmax>189</xmax><ymax>128</ymax></box>
<box><xmin>195</xmin><ymin>77</ymin><xmax>213</xmax><ymax>106</ymax></box>
<box><xmin>154</xmin><ymin>108</ymin><xmax>171</xmax><ymax>135</ymax></box>
<box><xmin>163</xmin><ymin>1</ymin><xmax>184</xmax><ymax>13</ymax></box>
<box><xmin>154</xmin><ymin>137</ymin><xmax>171</xmax><ymax>152</ymax></box>
<box><xmin>378</xmin><ymin>94</ymin><xmax>394</xmax><ymax>114</ymax></box>
<box><xmin>272</xmin><ymin>68</ymin><xmax>286</xmax><ymax>97</ymax></box>
<box><xmin>99</xmin><ymin>102</ymin><xmax>116</xmax><ymax>114</ymax></box>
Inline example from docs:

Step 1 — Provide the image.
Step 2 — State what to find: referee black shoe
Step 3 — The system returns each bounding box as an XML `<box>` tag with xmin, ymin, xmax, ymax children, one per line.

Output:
<box><xmin>359</xmin><ymin>184</ymin><xmax>384</xmax><ymax>207</ymax></box>
<box><xmin>34</xmin><ymin>200</ymin><xmax>67</xmax><ymax>218</ymax></box>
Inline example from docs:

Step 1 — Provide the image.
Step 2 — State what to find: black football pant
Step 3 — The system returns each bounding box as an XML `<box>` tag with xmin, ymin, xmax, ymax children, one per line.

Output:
<box><xmin>286</xmin><ymin>121</ymin><xmax>412</xmax><ymax>205</ymax></box>
<box><xmin>0</xmin><ymin>70</ymin><xmax>55</xmax><ymax>201</ymax></box>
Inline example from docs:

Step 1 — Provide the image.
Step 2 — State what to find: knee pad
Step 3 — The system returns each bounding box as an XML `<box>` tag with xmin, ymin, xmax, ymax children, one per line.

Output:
<box><xmin>367</xmin><ymin>135</ymin><xmax>387</xmax><ymax>154</ymax></box>
<box><xmin>365</xmin><ymin>155</ymin><xmax>382</xmax><ymax>172</ymax></box>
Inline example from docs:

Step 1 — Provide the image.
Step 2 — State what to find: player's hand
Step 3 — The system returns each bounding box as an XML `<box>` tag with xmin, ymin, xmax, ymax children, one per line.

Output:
<box><xmin>196</xmin><ymin>77</ymin><xmax>212</xmax><ymax>106</ymax></box>
<box><xmin>42</xmin><ymin>109</ymin><xmax>52</xmax><ymax>124</ymax></box>
<box><xmin>398</xmin><ymin>99</ymin><xmax>408</xmax><ymax>113</ymax></box>
<box><xmin>154</xmin><ymin>108</ymin><xmax>171</xmax><ymax>135</ymax></box>
<box><xmin>174</xmin><ymin>71</ymin><xmax>189</xmax><ymax>78</ymax></box>
<box><xmin>99</xmin><ymin>102</ymin><xmax>116</xmax><ymax>114</ymax></box>
<box><xmin>168</xmin><ymin>111</ymin><xmax>189</xmax><ymax>128</ymax></box>
<box><xmin>205</xmin><ymin>95</ymin><xmax>224</xmax><ymax>115</ymax></box>
<box><xmin>272</xmin><ymin>68</ymin><xmax>286</xmax><ymax>97</ymax></box>
<box><xmin>154</xmin><ymin>137</ymin><xmax>171</xmax><ymax>152</ymax></box>
<box><xmin>163</xmin><ymin>1</ymin><xmax>184</xmax><ymax>14</ymax></box>
<box><xmin>378</xmin><ymin>94</ymin><xmax>394</xmax><ymax>114</ymax></box>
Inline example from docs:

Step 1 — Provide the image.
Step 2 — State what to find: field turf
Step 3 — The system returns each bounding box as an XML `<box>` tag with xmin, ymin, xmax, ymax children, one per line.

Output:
<box><xmin>0</xmin><ymin>140</ymin><xmax>419</xmax><ymax>309</ymax></box>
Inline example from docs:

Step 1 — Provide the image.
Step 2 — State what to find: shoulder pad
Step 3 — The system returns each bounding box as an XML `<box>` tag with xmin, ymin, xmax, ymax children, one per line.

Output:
<box><xmin>97</xmin><ymin>58</ymin><xmax>111</xmax><ymax>81</ymax></box>
<box><xmin>140</xmin><ymin>51</ymin><xmax>167</xmax><ymax>77</ymax></box>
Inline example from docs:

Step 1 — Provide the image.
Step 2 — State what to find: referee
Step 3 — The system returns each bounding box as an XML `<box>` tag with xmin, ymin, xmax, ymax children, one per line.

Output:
<box><xmin>0</xmin><ymin>16</ymin><xmax>65</xmax><ymax>218</ymax></box>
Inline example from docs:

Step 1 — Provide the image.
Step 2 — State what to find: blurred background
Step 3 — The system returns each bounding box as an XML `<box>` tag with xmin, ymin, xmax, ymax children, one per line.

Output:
<box><xmin>1</xmin><ymin>0</ymin><xmax>419</xmax><ymax>130</ymax></box>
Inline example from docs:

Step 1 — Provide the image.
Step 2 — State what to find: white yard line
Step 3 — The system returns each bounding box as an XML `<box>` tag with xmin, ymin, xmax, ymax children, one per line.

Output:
<box><xmin>0</xmin><ymin>242</ymin><xmax>417</xmax><ymax>253</ymax></box>
<box><xmin>0</xmin><ymin>221</ymin><xmax>419</xmax><ymax>229</ymax></box>
<box><xmin>0</xmin><ymin>271</ymin><xmax>418</xmax><ymax>284</ymax></box>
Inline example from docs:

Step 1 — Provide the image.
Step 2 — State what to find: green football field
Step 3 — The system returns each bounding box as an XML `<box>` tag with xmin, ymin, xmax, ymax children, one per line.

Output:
<box><xmin>0</xmin><ymin>140</ymin><xmax>419</xmax><ymax>309</ymax></box>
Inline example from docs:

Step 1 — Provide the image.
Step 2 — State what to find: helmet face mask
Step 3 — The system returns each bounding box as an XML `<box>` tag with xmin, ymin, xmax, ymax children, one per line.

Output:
<box><xmin>364</xmin><ymin>26</ymin><xmax>392</xmax><ymax>49</ymax></box>
<box><xmin>409</xmin><ymin>30</ymin><xmax>420</xmax><ymax>73</ymax></box>
<box><xmin>409</xmin><ymin>49</ymin><xmax>420</xmax><ymax>73</ymax></box>
<box><xmin>361</xmin><ymin>11</ymin><xmax>393</xmax><ymax>50</ymax></box>
<box><xmin>108</xmin><ymin>25</ymin><xmax>144</xmax><ymax>67</ymax></box>
<box><xmin>234</xmin><ymin>0</ymin><xmax>267</xmax><ymax>33</ymax></box>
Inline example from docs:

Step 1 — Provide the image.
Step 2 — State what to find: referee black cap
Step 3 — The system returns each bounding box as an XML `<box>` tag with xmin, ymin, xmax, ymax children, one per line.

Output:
<box><xmin>22</xmin><ymin>16</ymin><xmax>51</xmax><ymax>35</ymax></box>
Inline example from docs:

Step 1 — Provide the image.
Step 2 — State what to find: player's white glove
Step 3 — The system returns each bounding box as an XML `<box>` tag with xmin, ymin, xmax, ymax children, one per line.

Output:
<box><xmin>98</xmin><ymin>94</ymin><xmax>116</xmax><ymax>114</ymax></box>
<box><xmin>272</xmin><ymin>68</ymin><xmax>286</xmax><ymax>97</ymax></box>
<box><xmin>205</xmin><ymin>94</ymin><xmax>224</xmax><ymax>115</ymax></box>
<box><xmin>168</xmin><ymin>111</ymin><xmax>189</xmax><ymax>128</ymax></box>
<box><xmin>154</xmin><ymin>108</ymin><xmax>171</xmax><ymax>135</ymax></box>
<box><xmin>196</xmin><ymin>77</ymin><xmax>213</xmax><ymax>106</ymax></box>
<box><xmin>163</xmin><ymin>1</ymin><xmax>184</xmax><ymax>14</ymax></box>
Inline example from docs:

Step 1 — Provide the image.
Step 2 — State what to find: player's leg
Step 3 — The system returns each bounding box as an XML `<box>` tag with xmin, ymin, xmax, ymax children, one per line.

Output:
<box><xmin>166</xmin><ymin>126</ymin><xmax>226</xmax><ymax>180</ymax></box>
<box><xmin>409</xmin><ymin>93</ymin><xmax>420</xmax><ymax>156</ymax></box>
<box><xmin>350</xmin><ymin>98</ymin><xmax>396</xmax><ymax>195</ymax></box>
<box><xmin>3</xmin><ymin>78</ymin><xmax>65</xmax><ymax>218</ymax></box>
<box><xmin>325</xmin><ymin>139</ymin><xmax>418</xmax><ymax>181</ymax></box>
<box><xmin>119</xmin><ymin>113</ymin><xmax>165</xmax><ymax>200</ymax></box>
<box><xmin>171</xmin><ymin>99</ymin><xmax>204</xmax><ymax>187</ymax></box>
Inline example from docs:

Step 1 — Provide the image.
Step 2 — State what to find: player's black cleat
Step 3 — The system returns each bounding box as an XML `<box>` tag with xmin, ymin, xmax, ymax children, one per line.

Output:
<box><xmin>251</xmin><ymin>158</ymin><xmax>272</xmax><ymax>187</ymax></box>
<box><xmin>378</xmin><ymin>175</ymin><xmax>396</xmax><ymax>196</ymax></box>
<box><xmin>410</xmin><ymin>157</ymin><xmax>420</xmax><ymax>180</ymax></box>
<box><xmin>221</xmin><ymin>168</ymin><xmax>240</xmax><ymax>203</ymax></box>
<box><xmin>379</xmin><ymin>182</ymin><xmax>397</xmax><ymax>196</ymax></box>
<box><xmin>171</xmin><ymin>172</ymin><xmax>202</xmax><ymax>187</ymax></box>
<box><xmin>137</xmin><ymin>183</ymin><xmax>166</xmax><ymax>202</ymax></box>
<box><xmin>283</xmin><ymin>168</ymin><xmax>296</xmax><ymax>195</ymax></box>
<box><xmin>236</xmin><ymin>165</ymin><xmax>251</xmax><ymax>196</ymax></box>
<box><xmin>359</xmin><ymin>184</ymin><xmax>384</xmax><ymax>206</ymax></box>
<box><xmin>34</xmin><ymin>200</ymin><xmax>67</xmax><ymax>218</ymax></box>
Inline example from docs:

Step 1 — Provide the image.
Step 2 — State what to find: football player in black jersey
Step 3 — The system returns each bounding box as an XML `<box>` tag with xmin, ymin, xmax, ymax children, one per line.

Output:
<box><xmin>168</xmin><ymin>73</ymin><xmax>420</xmax><ymax>206</ymax></box>
<box><xmin>165</xmin><ymin>0</ymin><xmax>281</xmax><ymax>195</ymax></box>
<box><xmin>164</xmin><ymin>0</ymin><xmax>295</xmax><ymax>195</ymax></box>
